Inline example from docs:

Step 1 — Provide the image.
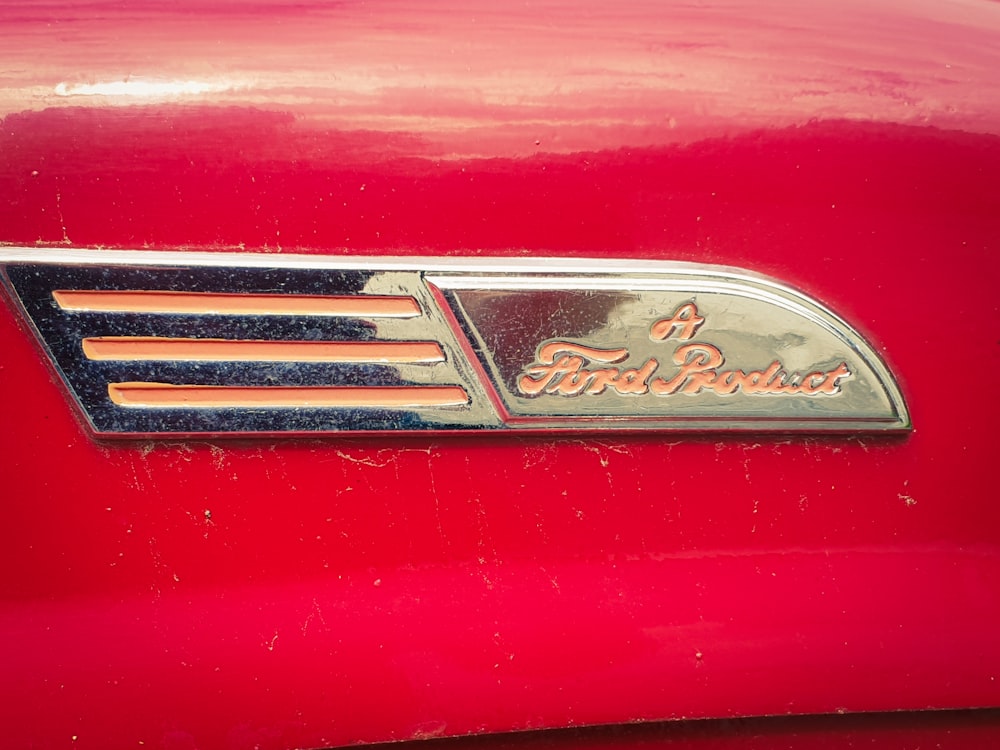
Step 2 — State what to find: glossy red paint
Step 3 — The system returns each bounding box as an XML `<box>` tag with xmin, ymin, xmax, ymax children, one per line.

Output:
<box><xmin>1</xmin><ymin>1</ymin><xmax>999</xmax><ymax>748</ymax></box>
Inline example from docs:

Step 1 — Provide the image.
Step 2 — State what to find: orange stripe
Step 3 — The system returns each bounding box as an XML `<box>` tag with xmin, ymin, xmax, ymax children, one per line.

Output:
<box><xmin>83</xmin><ymin>337</ymin><xmax>445</xmax><ymax>363</ymax></box>
<box><xmin>53</xmin><ymin>290</ymin><xmax>420</xmax><ymax>317</ymax></box>
<box><xmin>108</xmin><ymin>383</ymin><xmax>469</xmax><ymax>409</ymax></box>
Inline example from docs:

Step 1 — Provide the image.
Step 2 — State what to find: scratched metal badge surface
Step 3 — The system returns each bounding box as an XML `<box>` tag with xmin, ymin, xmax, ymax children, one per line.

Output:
<box><xmin>0</xmin><ymin>248</ymin><xmax>909</xmax><ymax>436</ymax></box>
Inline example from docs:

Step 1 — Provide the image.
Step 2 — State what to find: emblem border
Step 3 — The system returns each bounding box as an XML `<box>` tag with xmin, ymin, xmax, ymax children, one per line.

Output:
<box><xmin>0</xmin><ymin>247</ymin><xmax>910</xmax><ymax>436</ymax></box>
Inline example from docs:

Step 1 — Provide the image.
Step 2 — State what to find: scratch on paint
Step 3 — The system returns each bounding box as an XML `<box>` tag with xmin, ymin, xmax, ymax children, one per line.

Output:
<box><xmin>333</xmin><ymin>450</ymin><xmax>394</xmax><ymax>468</ymax></box>
<box><xmin>267</xmin><ymin>444</ymin><xmax>291</xmax><ymax>485</ymax></box>
<box><xmin>331</xmin><ymin>445</ymin><xmax>436</xmax><ymax>469</ymax></box>
<box><xmin>539</xmin><ymin>565</ymin><xmax>561</xmax><ymax>592</ymax></box>
<box><xmin>55</xmin><ymin>189</ymin><xmax>71</xmax><ymax>244</ymax></box>
<box><xmin>740</xmin><ymin>442</ymin><xmax>762</xmax><ymax>481</ymax></box>
<box><xmin>899</xmin><ymin>480</ymin><xmax>916</xmax><ymax>506</ymax></box>
<box><xmin>521</xmin><ymin>444</ymin><xmax>553</xmax><ymax>469</ymax></box>
<box><xmin>428</xmin><ymin>453</ymin><xmax>447</xmax><ymax>547</ymax></box>
<box><xmin>253</xmin><ymin>446</ymin><xmax>272</xmax><ymax>480</ymax></box>
<box><xmin>570</xmin><ymin>439</ymin><xmax>634</xmax><ymax>468</ymax></box>
<box><xmin>464</xmin><ymin>456</ymin><xmax>499</xmax><ymax>588</ymax></box>
<box><xmin>125</xmin><ymin>455</ymin><xmax>143</xmax><ymax>492</ymax></box>
<box><xmin>209</xmin><ymin>444</ymin><xmax>228</xmax><ymax>471</ymax></box>
<box><xmin>301</xmin><ymin>598</ymin><xmax>328</xmax><ymax>635</ymax></box>
<box><xmin>411</xmin><ymin>723</ymin><xmax>448</xmax><ymax>741</ymax></box>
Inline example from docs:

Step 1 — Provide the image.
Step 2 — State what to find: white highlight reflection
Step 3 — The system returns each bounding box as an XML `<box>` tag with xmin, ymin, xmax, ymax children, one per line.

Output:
<box><xmin>54</xmin><ymin>79</ymin><xmax>242</xmax><ymax>98</ymax></box>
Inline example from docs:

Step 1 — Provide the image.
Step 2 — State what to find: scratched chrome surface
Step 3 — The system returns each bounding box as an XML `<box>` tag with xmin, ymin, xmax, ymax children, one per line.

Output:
<box><xmin>1</xmin><ymin>247</ymin><xmax>908</xmax><ymax>434</ymax></box>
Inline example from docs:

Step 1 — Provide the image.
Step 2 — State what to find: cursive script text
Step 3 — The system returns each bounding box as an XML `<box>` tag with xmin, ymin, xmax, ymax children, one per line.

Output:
<box><xmin>517</xmin><ymin>302</ymin><xmax>851</xmax><ymax>398</ymax></box>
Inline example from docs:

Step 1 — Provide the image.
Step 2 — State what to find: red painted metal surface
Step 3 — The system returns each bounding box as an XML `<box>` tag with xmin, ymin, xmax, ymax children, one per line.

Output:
<box><xmin>1</xmin><ymin>1</ymin><xmax>999</xmax><ymax>748</ymax></box>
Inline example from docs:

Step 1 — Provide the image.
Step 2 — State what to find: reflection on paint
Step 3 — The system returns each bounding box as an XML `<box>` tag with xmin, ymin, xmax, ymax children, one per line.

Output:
<box><xmin>54</xmin><ymin>79</ymin><xmax>245</xmax><ymax>98</ymax></box>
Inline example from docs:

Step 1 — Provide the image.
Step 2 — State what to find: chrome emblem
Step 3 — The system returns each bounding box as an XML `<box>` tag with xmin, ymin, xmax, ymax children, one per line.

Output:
<box><xmin>516</xmin><ymin>302</ymin><xmax>851</xmax><ymax>399</ymax></box>
<box><xmin>0</xmin><ymin>248</ymin><xmax>909</xmax><ymax>435</ymax></box>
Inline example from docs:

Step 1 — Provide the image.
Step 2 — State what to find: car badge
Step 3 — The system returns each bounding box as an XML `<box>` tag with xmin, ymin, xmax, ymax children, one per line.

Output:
<box><xmin>1</xmin><ymin>248</ymin><xmax>909</xmax><ymax>436</ymax></box>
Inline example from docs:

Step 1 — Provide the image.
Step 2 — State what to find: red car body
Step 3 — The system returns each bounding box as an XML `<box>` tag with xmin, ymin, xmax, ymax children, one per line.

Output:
<box><xmin>1</xmin><ymin>1</ymin><xmax>999</xmax><ymax>748</ymax></box>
